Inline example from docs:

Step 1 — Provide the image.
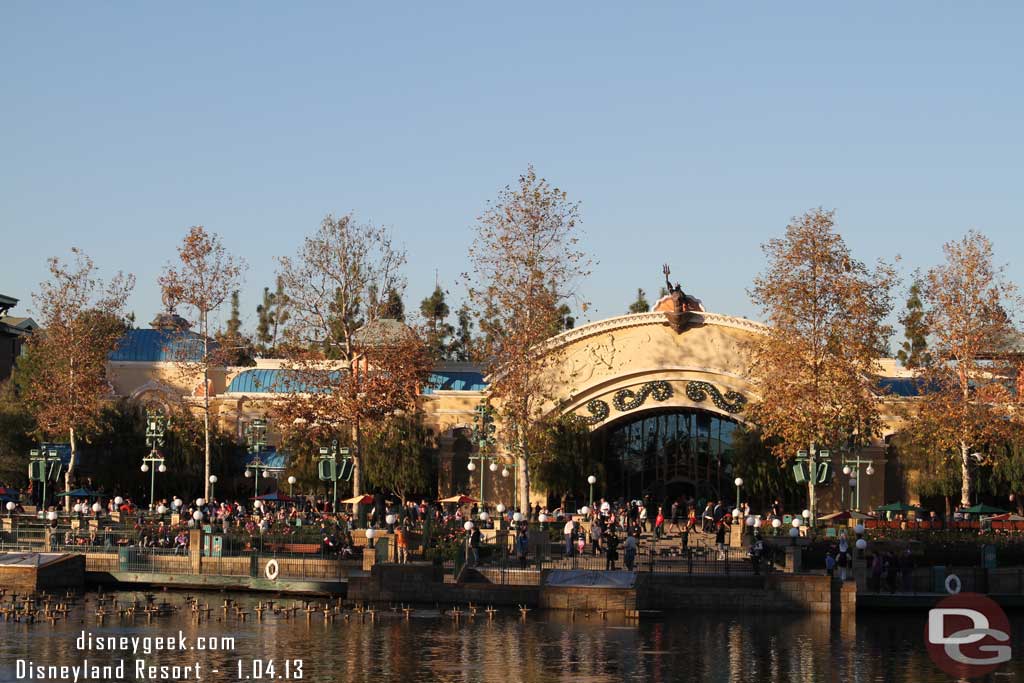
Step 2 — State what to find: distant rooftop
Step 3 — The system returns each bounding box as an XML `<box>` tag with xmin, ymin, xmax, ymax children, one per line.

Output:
<box><xmin>109</xmin><ymin>328</ymin><xmax>212</xmax><ymax>362</ymax></box>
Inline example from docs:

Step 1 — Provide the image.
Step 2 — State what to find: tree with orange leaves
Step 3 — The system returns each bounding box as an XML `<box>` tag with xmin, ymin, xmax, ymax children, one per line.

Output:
<box><xmin>159</xmin><ymin>226</ymin><xmax>246</xmax><ymax>500</ymax></box>
<box><xmin>903</xmin><ymin>230</ymin><xmax>1019</xmax><ymax>508</ymax></box>
<box><xmin>20</xmin><ymin>249</ymin><xmax>134</xmax><ymax>509</ymax></box>
<box><xmin>747</xmin><ymin>208</ymin><xmax>897</xmax><ymax>522</ymax></box>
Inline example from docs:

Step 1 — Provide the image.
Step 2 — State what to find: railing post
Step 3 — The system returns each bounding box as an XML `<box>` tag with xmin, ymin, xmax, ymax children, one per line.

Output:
<box><xmin>189</xmin><ymin>529</ymin><xmax>202</xmax><ymax>575</ymax></box>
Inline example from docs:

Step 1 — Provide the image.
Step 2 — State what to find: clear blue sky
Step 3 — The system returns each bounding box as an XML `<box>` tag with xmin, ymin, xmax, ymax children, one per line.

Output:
<box><xmin>3</xmin><ymin>2</ymin><xmax>1023</xmax><ymax>334</ymax></box>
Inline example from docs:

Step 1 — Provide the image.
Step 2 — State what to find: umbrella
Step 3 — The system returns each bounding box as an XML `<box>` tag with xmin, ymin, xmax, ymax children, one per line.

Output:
<box><xmin>341</xmin><ymin>494</ymin><xmax>373</xmax><ymax>505</ymax></box>
<box><xmin>439</xmin><ymin>494</ymin><xmax>477</xmax><ymax>505</ymax></box>
<box><xmin>875</xmin><ymin>502</ymin><xmax>921</xmax><ymax>513</ymax></box>
<box><xmin>57</xmin><ymin>488</ymin><xmax>101</xmax><ymax>498</ymax></box>
<box><xmin>0</xmin><ymin>487</ymin><xmax>20</xmax><ymax>497</ymax></box>
<box><xmin>987</xmin><ymin>512</ymin><xmax>1024</xmax><ymax>522</ymax></box>
<box><xmin>962</xmin><ymin>503</ymin><xmax>1008</xmax><ymax>515</ymax></box>
<box><xmin>817</xmin><ymin>510</ymin><xmax>874</xmax><ymax>523</ymax></box>
<box><xmin>253</xmin><ymin>492</ymin><xmax>295</xmax><ymax>503</ymax></box>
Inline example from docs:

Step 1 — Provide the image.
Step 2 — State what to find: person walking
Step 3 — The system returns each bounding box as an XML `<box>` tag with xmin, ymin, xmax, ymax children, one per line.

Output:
<box><xmin>715</xmin><ymin>518</ymin><xmax>728</xmax><ymax>560</ymax></box>
<box><xmin>654</xmin><ymin>507</ymin><xmax>666</xmax><ymax>540</ymax></box>
<box><xmin>669</xmin><ymin>500</ymin><xmax>682</xmax><ymax>533</ymax></box>
<box><xmin>605</xmin><ymin>532</ymin><xmax>620</xmax><ymax>571</ymax></box>
<box><xmin>624</xmin><ymin>532</ymin><xmax>638</xmax><ymax>571</ymax></box>
<box><xmin>564</xmin><ymin>517</ymin><xmax>576</xmax><ymax>558</ymax></box>
<box><xmin>395</xmin><ymin>523</ymin><xmax>409</xmax><ymax>564</ymax></box>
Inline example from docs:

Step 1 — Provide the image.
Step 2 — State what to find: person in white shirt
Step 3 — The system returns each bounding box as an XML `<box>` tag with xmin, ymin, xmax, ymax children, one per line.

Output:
<box><xmin>564</xmin><ymin>518</ymin><xmax>576</xmax><ymax>557</ymax></box>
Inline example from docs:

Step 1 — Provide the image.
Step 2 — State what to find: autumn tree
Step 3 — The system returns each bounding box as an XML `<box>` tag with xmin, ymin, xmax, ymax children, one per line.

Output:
<box><xmin>420</xmin><ymin>285</ymin><xmax>454</xmax><ymax>360</ymax></box>
<box><xmin>897</xmin><ymin>277</ymin><xmax>930</xmax><ymax>368</ymax></box>
<box><xmin>159</xmin><ymin>226</ymin><xmax>246</xmax><ymax>500</ymax></box>
<box><xmin>274</xmin><ymin>214</ymin><xmax>426</xmax><ymax>495</ymax></box>
<box><xmin>20</xmin><ymin>249</ymin><xmax>134</xmax><ymax>508</ymax></box>
<box><xmin>628</xmin><ymin>288</ymin><xmax>650</xmax><ymax>314</ymax></box>
<box><xmin>463</xmin><ymin>166</ymin><xmax>592</xmax><ymax>511</ymax></box>
<box><xmin>747</xmin><ymin>208</ymin><xmax>897</xmax><ymax>523</ymax></box>
<box><xmin>906</xmin><ymin>231</ymin><xmax>1019</xmax><ymax>508</ymax></box>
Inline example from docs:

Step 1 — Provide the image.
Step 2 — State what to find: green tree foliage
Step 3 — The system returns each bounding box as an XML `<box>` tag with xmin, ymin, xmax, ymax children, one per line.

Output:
<box><xmin>361</xmin><ymin>414</ymin><xmax>435</xmax><ymax>503</ymax></box>
<box><xmin>381</xmin><ymin>287</ymin><xmax>406</xmax><ymax>321</ymax></box>
<box><xmin>728</xmin><ymin>426</ymin><xmax>802</xmax><ymax>511</ymax></box>
<box><xmin>992</xmin><ymin>437</ymin><xmax>1024</xmax><ymax>514</ymax></box>
<box><xmin>556</xmin><ymin>303</ymin><xmax>575</xmax><ymax>331</ymax></box>
<box><xmin>532</xmin><ymin>416</ymin><xmax>599</xmax><ymax>509</ymax></box>
<box><xmin>0</xmin><ymin>380</ymin><xmax>36</xmax><ymax>487</ymax></box>
<box><xmin>451</xmin><ymin>303</ymin><xmax>475</xmax><ymax>362</ymax></box>
<box><xmin>890</xmin><ymin>429</ymin><xmax>961</xmax><ymax>514</ymax></box>
<box><xmin>255</xmin><ymin>277</ymin><xmax>290</xmax><ymax>355</ymax></box>
<box><xmin>628</xmin><ymin>288</ymin><xmax>650</xmax><ymax>314</ymax></box>
<box><xmin>897</xmin><ymin>278</ymin><xmax>930</xmax><ymax>368</ymax></box>
<box><xmin>216</xmin><ymin>291</ymin><xmax>256</xmax><ymax>366</ymax></box>
<box><xmin>420</xmin><ymin>285</ymin><xmax>454</xmax><ymax>360</ymax></box>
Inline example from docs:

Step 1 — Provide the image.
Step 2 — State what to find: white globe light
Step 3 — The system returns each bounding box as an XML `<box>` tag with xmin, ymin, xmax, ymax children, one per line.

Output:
<box><xmin>262</xmin><ymin>470</ymin><xmax>270</xmax><ymax>479</ymax></box>
<box><xmin>192</xmin><ymin>510</ymin><xmax>203</xmax><ymax>521</ymax></box>
<box><xmin>496</xmin><ymin>503</ymin><xmax>506</xmax><ymax>513</ymax></box>
<box><xmin>866</xmin><ymin>465</ymin><xmax>875</xmax><ymax>476</ymax></box>
<box><xmin>287</xmin><ymin>476</ymin><xmax>296</xmax><ymax>485</ymax></box>
<box><xmin>854</xmin><ymin>524</ymin><xmax>865</xmax><ymax>535</ymax></box>
<box><xmin>771</xmin><ymin>518</ymin><xmax>782</xmax><ymax>529</ymax></box>
<box><xmin>209</xmin><ymin>475</ymin><xmax>218</xmax><ymax>484</ymax></box>
<box><xmin>158</xmin><ymin>464</ymin><xmax>167</xmax><ymax>473</ymax></box>
<box><xmin>5</xmin><ymin>502</ymin><xmax>15</xmax><ymax>512</ymax></box>
<box><xmin>386</xmin><ymin>514</ymin><xmax>396</xmax><ymax>526</ymax></box>
<box><xmin>140</xmin><ymin>464</ymin><xmax>149</xmax><ymax>473</ymax></box>
<box><xmin>792</xmin><ymin>518</ymin><xmax>802</xmax><ymax>528</ymax></box>
<box><xmin>538</xmin><ymin>513</ymin><xmax>548</xmax><ymax>523</ymax></box>
<box><xmin>92</xmin><ymin>503</ymin><xmax>101</xmax><ymax>513</ymax></box>
<box><xmin>479</xmin><ymin>511</ymin><xmax>489</xmax><ymax>522</ymax></box>
<box><xmin>732</xmin><ymin>508</ymin><xmax>741</xmax><ymax>518</ymax></box>
<box><xmin>789</xmin><ymin>527</ymin><xmax>799</xmax><ymax>538</ymax></box>
<box><xmin>587</xmin><ymin>475</ymin><xmax>597</xmax><ymax>485</ymax></box>
<box><xmin>842</xmin><ymin>465</ymin><xmax>852</xmax><ymax>476</ymax></box>
<box><xmin>157</xmin><ymin>505</ymin><xmax>167</xmax><ymax>515</ymax></box>
<box><xmin>46</xmin><ymin>511</ymin><xmax>58</xmax><ymax>521</ymax></box>
<box><xmin>745</xmin><ymin>516</ymin><xmax>755</xmax><ymax>527</ymax></box>
<box><xmin>855</xmin><ymin>538</ymin><xmax>867</xmax><ymax>550</ymax></box>
<box><xmin>489</xmin><ymin>462</ymin><xmax>498</xmax><ymax>472</ymax></box>
<box><xmin>173</xmin><ymin>498</ymin><xmax>182</xmax><ymax>508</ymax></box>
<box><xmin>365</xmin><ymin>528</ymin><xmax>376</xmax><ymax>539</ymax></box>
<box><xmin>753</xmin><ymin>518</ymin><xmax>762</xmax><ymax>528</ymax></box>
<box><xmin>513</xmin><ymin>512</ymin><xmax>523</xmax><ymax>523</ymax></box>
<box><xmin>464</xmin><ymin>521</ymin><xmax>474</xmax><ymax>531</ymax></box>
<box><xmin>734</xmin><ymin>477</ymin><xmax>743</xmax><ymax>487</ymax></box>
<box><xmin>244</xmin><ymin>470</ymin><xmax>252</xmax><ymax>478</ymax></box>
<box><xmin>802</xmin><ymin>509</ymin><xmax>811</xmax><ymax>519</ymax></box>
<box><xmin>114</xmin><ymin>496</ymin><xmax>123</xmax><ymax>505</ymax></box>
<box><xmin>501</xmin><ymin>468</ymin><xmax>510</xmax><ymax>478</ymax></box>
<box><xmin>254</xmin><ymin>500</ymin><xmax>262</xmax><ymax>509</ymax></box>
<box><xmin>580</xmin><ymin>506</ymin><xmax>590</xmax><ymax>516</ymax></box>
<box><xmin>196</xmin><ymin>498</ymin><xmax>205</xmax><ymax>507</ymax></box>
<box><xmin>467</xmin><ymin>462</ymin><xmax>476</xmax><ymax>472</ymax></box>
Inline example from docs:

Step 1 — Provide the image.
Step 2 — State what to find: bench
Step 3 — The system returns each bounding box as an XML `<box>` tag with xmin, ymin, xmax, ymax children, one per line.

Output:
<box><xmin>262</xmin><ymin>543</ymin><xmax>322</xmax><ymax>555</ymax></box>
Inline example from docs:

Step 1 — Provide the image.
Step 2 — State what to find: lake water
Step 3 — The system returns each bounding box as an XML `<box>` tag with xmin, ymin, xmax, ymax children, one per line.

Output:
<box><xmin>1</xmin><ymin>591</ymin><xmax>1020</xmax><ymax>682</ymax></box>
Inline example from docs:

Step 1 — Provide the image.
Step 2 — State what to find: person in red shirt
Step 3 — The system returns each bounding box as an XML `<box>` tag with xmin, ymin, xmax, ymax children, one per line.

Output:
<box><xmin>655</xmin><ymin>508</ymin><xmax>666</xmax><ymax>540</ymax></box>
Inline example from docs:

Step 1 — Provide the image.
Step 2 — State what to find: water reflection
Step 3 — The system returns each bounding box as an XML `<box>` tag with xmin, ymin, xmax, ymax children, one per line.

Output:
<box><xmin>1</xmin><ymin>591</ymin><xmax>1021</xmax><ymax>682</ymax></box>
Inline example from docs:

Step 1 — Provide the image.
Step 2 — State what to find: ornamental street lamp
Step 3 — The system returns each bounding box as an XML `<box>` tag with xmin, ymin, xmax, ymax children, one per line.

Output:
<box><xmin>209</xmin><ymin>475</ymin><xmax>218</xmax><ymax>501</ymax></box>
<box><xmin>587</xmin><ymin>475</ymin><xmax>597</xmax><ymax>508</ymax></box>
<box><xmin>287</xmin><ymin>475</ymin><xmax>297</xmax><ymax>497</ymax></box>
<box><xmin>142</xmin><ymin>409</ymin><xmax>168</xmax><ymax>511</ymax></box>
<box><xmin>317</xmin><ymin>439</ymin><xmax>351</xmax><ymax>510</ymax></box>
<box><xmin>842</xmin><ymin>455</ymin><xmax>876</xmax><ymax>511</ymax></box>
<box><xmin>734</xmin><ymin>477</ymin><xmax>744</xmax><ymax>510</ymax></box>
<box><xmin>29</xmin><ymin>446</ymin><xmax>61</xmax><ymax>515</ymax></box>
<box><xmin>470</xmin><ymin>401</ymin><xmax>498</xmax><ymax>506</ymax></box>
<box><xmin>245</xmin><ymin>418</ymin><xmax>271</xmax><ymax>499</ymax></box>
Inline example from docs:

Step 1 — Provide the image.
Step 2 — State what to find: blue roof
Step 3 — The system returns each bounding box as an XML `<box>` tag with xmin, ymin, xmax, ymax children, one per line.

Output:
<box><xmin>109</xmin><ymin>329</ymin><xmax>212</xmax><ymax>362</ymax></box>
<box><xmin>245</xmin><ymin>446</ymin><xmax>288</xmax><ymax>470</ymax></box>
<box><xmin>423</xmin><ymin>371</ymin><xmax>487</xmax><ymax>394</ymax></box>
<box><xmin>879</xmin><ymin>378</ymin><xmax>919</xmax><ymax>397</ymax></box>
<box><xmin>227</xmin><ymin>368</ymin><xmax>338</xmax><ymax>393</ymax></box>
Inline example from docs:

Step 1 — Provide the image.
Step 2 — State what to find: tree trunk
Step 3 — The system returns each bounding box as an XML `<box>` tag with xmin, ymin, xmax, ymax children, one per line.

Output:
<box><xmin>352</xmin><ymin>420</ymin><xmax>362</xmax><ymax>497</ymax></box>
<box><xmin>64</xmin><ymin>427</ymin><xmax>77</xmax><ymax>513</ymax></box>
<box><xmin>960</xmin><ymin>443</ymin><xmax>972</xmax><ymax>508</ymax></box>
<box><xmin>202</xmin><ymin>330</ymin><xmax>212</xmax><ymax>501</ymax></box>
<box><xmin>807</xmin><ymin>443</ymin><xmax>816</xmax><ymax>528</ymax></box>
<box><xmin>517</xmin><ymin>450</ymin><xmax>529</xmax><ymax>513</ymax></box>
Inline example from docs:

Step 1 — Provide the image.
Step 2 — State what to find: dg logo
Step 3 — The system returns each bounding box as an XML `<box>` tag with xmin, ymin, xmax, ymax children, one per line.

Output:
<box><xmin>925</xmin><ymin>592</ymin><xmax>1011</xmax><ymax>679</ymax></box>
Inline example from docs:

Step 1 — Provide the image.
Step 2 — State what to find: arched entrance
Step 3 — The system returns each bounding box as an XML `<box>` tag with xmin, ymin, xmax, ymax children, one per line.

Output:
<box><xmin>591</xmin><ymin>408</ymin><xmax>739</xmax><ymax>505</ymax></box>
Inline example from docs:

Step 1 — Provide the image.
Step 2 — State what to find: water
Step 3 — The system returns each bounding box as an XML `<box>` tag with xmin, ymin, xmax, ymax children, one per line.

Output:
<box><xmin>1</xmin><ymin>591</ymin><xmax>1022</xmax><ymax>682</ymax></box>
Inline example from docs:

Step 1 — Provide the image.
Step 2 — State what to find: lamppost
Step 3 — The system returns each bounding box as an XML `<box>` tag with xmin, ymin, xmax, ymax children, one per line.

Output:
<box><xmin>141</xmin><ymin>409</ymin><xmax>168</xmax><ymax>511</ymax></box>
<box><xmin>287</xmin><ymin>475</ymin><xmax>297</xmax><ymax>497</ymax></box>
<box><xmin>842</xmin><ymin>456</ymin><xmax>875</xmax><ymax>510</ymax></box>
<box><xmin>734</xmin><ymin>477</ymin><xmax>744</xmax><ymax>510</ymax></box>
<box><xmin>470</xmin><ymin>400</ymin><xmax>497</xmax><ymax>507</ymax></box>
<box><xmin>317</xmin><ymin>439</ymin><xmax>351</xmax><ymax>510</ymax></box>
<box><xmin>29</xmin><ymin>446</ymin><xmax>61</xmax><ymax>516</ymax></box>
<box><xmin>500</xmin><ymin>462</ymin><xmax>520</xmax><ymax>511</ymax></box>
<box><xmin>245</xmin><ymin>418</ymin><xmax>270</xmax><ymax>499</ymax></box>
<box><xmin>587</xmin><ymin>474</ymin><xmax>597</xmax><ymax>508</ymax></box>
<box><xmin>208</xmin><ymin>475</ymin><xmax>218</xmax><ymax>501</ymax></box>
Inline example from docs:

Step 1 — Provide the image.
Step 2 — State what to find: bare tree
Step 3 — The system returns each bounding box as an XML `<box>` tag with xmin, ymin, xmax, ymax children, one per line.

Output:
<box><xmin>747</xmin><ymin>208</ymin><xmax>897</xmax><ymax>521</ymax></box>
<box><xmin>159</xmin><ymin>226</ymin><xmax>245</xmax><ymax>500</ymax></box>
<box><xmin>463</xmin><ymin>166</ymin><xmax>592</xmax><ymax>511</ymax></box>
<box><xmin>22</xmin><ymin>249</ymin><xmax>134</xmax><ymax>509</ymax></box>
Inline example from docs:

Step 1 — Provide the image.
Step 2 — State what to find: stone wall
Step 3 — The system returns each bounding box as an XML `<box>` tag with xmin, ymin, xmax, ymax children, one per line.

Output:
<box><xmin>0</xmin><ymin>554</ymin><xmax>85</xmax><ymax>591</ymax></box>
<box><xmin>348</xmin><ymin>564</ymin><xmax>539</xmax><ymax>607</ymax></box>
<box><xmin>635</xmin><ymin>574</ymin><xmax>854</xmax><ymax>614</ymax></box>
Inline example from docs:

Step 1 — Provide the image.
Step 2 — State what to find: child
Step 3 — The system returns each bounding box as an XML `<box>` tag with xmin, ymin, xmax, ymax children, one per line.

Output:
<box><xmin>825</xmin><ymin>551</ymin><xmax>836</xmax><ymax>578</ymax></box>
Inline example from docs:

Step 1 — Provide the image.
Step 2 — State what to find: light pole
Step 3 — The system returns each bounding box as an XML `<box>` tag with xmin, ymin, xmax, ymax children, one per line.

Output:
<box><xmin>734</xmin><ymin>477</ymin><xmax>744</xmax><ymax>510</ymax></box>
<box><xmin>287</xmin><ymin>475</ymin><xmax>297</xmax><ymax>497</ymax></box>
<box><xmin>245</xmin><ymin>418</ymin><xmax>270</xmax><ymax>499</ymax></box>
<box><xmin>842</xmin><ymin>456</ymin><xmax>875</xmax><ymax>510</ymax></box>
<box><xmin>500</xmin><ymin>461</ymin><xmax>520</xmax><ymax>511</ymax></box>
<box><xmin>587</xmin><ymin>475</ymin><xmax>597</xmax><ymax>508</ymax></box>
<box><xmin>29</xmin><ymin>446</ymin><xmax>61</xmax><ymax>516</ymax></box>
<box><xmin>142</xmin><ymin>409</ymin><xmax>168</xmax><ymax>511</ymax></box>
<box><xmin>208</xmin><ymin>475</ymin><xmax>218</xmax><ymax>501</ymax></box>
<box><xmin>471</xmin><ymin>400</ymin><xmax>497</xmax><ymax>507</ymax></box>
<box><xmin>317</xmin><ymin>439</ymin><xmax>351</xmax><ymax>510</ymax></box>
